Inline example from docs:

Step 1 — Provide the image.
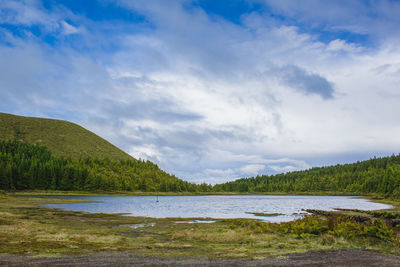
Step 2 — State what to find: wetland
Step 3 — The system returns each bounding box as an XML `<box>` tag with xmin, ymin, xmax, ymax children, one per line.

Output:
<box><xmin>42</xmin><ymin>195</ymin><xmax>392</xmax><ymax>223</ymax></box>
<box><xmin>0</xmin><ymin>192</ymin><xmax>399</xmax><ymax>263</ymax></box>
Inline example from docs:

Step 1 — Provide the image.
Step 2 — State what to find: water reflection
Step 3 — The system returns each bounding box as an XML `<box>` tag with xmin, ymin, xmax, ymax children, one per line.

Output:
<box><xmin>42</xmin><ymin>195</ymin><xmax>392</xmax><ymax>223</ymax></box>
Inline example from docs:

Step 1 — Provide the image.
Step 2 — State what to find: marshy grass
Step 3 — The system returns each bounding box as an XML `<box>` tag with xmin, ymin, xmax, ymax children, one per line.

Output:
<box><xmin>0</xmin><ymin>194</ymin><xmax>399</xmax><ymax>259</ymax></box>
<box><xmin>245</xmin><ymin>212</ymin><xmax>284</xmax><ymax>217</ymax></box>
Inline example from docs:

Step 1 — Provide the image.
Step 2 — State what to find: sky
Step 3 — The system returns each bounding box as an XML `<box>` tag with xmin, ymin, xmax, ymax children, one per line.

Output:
<box><xmin>1</xmin><ymin>0</ymin><xmax>400</xmax><ymax>184</ymax></box>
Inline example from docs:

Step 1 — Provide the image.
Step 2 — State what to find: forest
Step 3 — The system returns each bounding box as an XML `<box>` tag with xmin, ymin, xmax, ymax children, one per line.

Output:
<box><xmin>214</xmin><ymin>155</ymin><xmax>400</xmax><ymax>197</ymax></box>
<box><xmin>0</xmin><ymin>140</ymin><xmax>211</xmax><ymax>192</ymax></box>
<box><xmin>2</xmin><ymin>140</ymin><xmax>400</xmax><ymax>197</ymax></box>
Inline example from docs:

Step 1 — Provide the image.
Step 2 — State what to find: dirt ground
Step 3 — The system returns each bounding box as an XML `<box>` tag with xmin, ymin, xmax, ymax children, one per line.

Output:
<box><xmin>1</xmin><ymin>249</ymin><xmax>400</xmax><ymax>267</ymax></box>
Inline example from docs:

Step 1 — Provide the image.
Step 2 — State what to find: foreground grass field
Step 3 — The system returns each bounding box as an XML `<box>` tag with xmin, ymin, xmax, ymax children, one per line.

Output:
<box><xmin>0</xmin><ymin>193</ymin><xmax>399</xmax><ymax>260</ymax></box>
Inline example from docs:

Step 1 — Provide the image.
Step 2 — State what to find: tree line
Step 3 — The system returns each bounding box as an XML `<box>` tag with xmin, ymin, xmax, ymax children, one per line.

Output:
<box><xmin>2</xmin><ymin>140</ymin><xmax>400</xmax><ymax>196</ymax></box>
<box><xmin>213</xmin><ymin>155</ymin><xmax>400</xmax><ymax>197</ymax></box>
<box><xmin>0</xmin><ymin>140</ymin><xmax>212</xmax><ymax>192</ymax></box>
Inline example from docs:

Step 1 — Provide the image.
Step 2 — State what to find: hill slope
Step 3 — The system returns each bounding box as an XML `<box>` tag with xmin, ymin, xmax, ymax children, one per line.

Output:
<box><xmin>0</xmin><ymin>112</ymin><xmax>131</xmax><ymax>161</ymax></box>
<box><xmin>0</xmin><ymin>140</ymin><xmax>206</xmax><ymax>192</ymax></box>
<box><xmin>0</xmin><ymin>113</ymin><xmax>210</xmax><ymax>192</ymax></box>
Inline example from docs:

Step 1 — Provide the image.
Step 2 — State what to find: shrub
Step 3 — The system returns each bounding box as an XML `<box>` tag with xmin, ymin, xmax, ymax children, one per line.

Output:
<box><xmin>280</xmin><ymin>215</ymin><xmax>329</xmax><ymax>238</ymax></box>
<box><xmin>231</xmin><ymin>214</ymin><xmax>397</xmax><ymax>242</ymax></box>
<box><xmin>361</xmin><ymin>219</ymin><xmax>393</xmax><ymax>240</ymax></box>
<box><xmin>332</xmin><ymin>217</ymin><xmax>360</xmax><ymax>239</ymax></box>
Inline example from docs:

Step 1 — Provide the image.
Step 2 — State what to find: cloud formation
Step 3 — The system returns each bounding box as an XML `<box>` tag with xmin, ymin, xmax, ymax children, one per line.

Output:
<box><xmin>259</xmin><ymin>0</ymin><xmax>400</xmax><ymax>40</ymax></box>
<box><xmin>1</xmin><ymin>0</ymin><xmax>400</xmax><ymax>184</ymax></box>
<box><xmin>280</xmin><ymin>65</ymin><xmax>334</xmax><ymax>99</ymax></box>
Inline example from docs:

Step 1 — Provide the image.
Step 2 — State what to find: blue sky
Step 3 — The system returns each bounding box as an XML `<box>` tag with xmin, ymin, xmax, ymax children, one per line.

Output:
<box><xmin>1</xmin><ymin>0</ymin><xmax>400</xmax><ymax>184</ymax></box>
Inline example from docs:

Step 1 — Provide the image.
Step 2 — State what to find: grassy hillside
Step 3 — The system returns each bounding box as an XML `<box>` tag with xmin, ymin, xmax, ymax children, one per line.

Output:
<box><xmin>0</xmin><ymin>113</ymin><xmax>211</xmax><ymax>192</ymax></box>
<box><xmin>0</xmin><ymin>112</ymin><xmax>132</xmax><ymax>161</ymax></box>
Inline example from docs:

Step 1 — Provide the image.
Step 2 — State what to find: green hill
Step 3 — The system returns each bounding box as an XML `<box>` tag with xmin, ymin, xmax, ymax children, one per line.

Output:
<box><xmin>0</xmin><ymin>112</ymin><xmax>211</xmax><ymax>192</ymax></box>
<box><xmin>0</xmin><ymin>112</ymin><xmax>131</xmax><ymax>161</ymax></box>
<box><xmin>0</xmin><ymin>139</ymin><xmax>207</xmax><ymax>192</ymax></box>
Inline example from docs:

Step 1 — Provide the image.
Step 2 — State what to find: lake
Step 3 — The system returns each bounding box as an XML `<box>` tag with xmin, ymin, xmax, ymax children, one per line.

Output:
<box><xmin>42</xmin><ymin>195</ymin><xmax>392</xmax><ymax>222</ymax></box>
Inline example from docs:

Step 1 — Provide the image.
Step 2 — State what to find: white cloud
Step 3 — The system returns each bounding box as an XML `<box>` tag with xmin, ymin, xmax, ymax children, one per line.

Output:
<box><xmin>259</xmin><ymin>0</ymin><xmax>400</xmax><ymax>40</ymax></box>
<box><xmin>61</xmin><ymin>21</ymin><xmax>82</xmax><ymax>35</ymax></box>
<box><xmin>240</xmin><ymin>164</ymin><xmax>265</xmax><ymax>174</ymax></box>
<box><xmin>327</xmin><ymin>39</ymin><xmax>363</xmax><ymax>53</ymax></box>
<box><xmin>128</xmin><ymin>144</ymin><xmax>163</xmax><ymax>162</ymax></box>
<box><xmin>0</xmin><ymin>0</ymin><xmax>48</xmax><ymax>25</ymax></box>
<box><xmin>1</xmin><ymin>0</ymin><xmax>400</xmax><ymax>184</ymax></box>
<box><xmin>268</xmin><ymin>165</ymin><xmax>297</xmax><ymax>173</ymax></box>
<box><xmin>0</xmin><ymin>0</ymin><xmax>62</xmax><ymax>32</ymax></box>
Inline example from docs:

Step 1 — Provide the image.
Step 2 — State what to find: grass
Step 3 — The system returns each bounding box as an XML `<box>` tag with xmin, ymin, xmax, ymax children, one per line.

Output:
<box><xmin>245</xmin><ymin>212</ymin><xmax>284</xmax><ymax>217</ymax></box>
<box><xmin>0</xmin><ymin>193</ymin><xmax>399</xmax><ymax>259</ymax></box>
<box><xmin>0</xmin><ymin>112</ymin><xmax>132</xmax><ymax>161</ymax></box>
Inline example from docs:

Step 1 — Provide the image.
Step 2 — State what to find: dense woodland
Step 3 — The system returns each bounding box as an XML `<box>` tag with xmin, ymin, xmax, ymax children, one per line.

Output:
<box><xmin>0</xmin><ymin>140</ymin><xmax>211</xmax><ymax>192</ymax></box>
<box><xmin>214</xmin><ymin>155</ymin><xmax>400</xmax><ymax>197</ymax></box>
<box><xmin>2</xmin><ymin>140</ymin><xmax>400</xmax><ymax>197</ymax></box>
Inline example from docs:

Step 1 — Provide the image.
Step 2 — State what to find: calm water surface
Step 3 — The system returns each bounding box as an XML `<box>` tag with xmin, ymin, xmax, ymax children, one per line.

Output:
<box><xmin>43</xmin><ymin>195</ymin><xmax>392</xmax><ymax>222</ymax></box>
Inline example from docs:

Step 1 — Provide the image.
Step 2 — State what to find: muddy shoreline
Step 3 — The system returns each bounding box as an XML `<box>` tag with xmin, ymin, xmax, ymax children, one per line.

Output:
<box><xmin>1</xmin><ymin>250</ymin><xmax>400</xmax><ymax>266</ymax></box>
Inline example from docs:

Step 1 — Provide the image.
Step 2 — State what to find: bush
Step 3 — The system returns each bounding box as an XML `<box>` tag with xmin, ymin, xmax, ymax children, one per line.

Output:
<box><xmin>279</xmin><ymin>215</ymin><xmax>395</xmax><ymax>241</ymax></box>
<box><xmin>231</xmin><ymin>214</ymin><xmax>397</xmax><ymax>242</ymax></box>
<box><xmin>332</xmin><ymin>217</ymin><xmax>360</xmax><ymax>239</ymax></box>
<box><xmin>280</xmin><ymin>215</ymin><xmax>329</xmax><ymax>238</ymax></box>
<box><xmin>361</xmin><ymin>219</ymin><xmax>393</xmax><ymax>240</ymax></box>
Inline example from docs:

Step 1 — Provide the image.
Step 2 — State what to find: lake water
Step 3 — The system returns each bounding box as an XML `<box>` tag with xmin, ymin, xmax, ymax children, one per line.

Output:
<box><xmin>42</xmin><ymin>195</ymin><xmax>392</xmax><ymax>222</ymax></box>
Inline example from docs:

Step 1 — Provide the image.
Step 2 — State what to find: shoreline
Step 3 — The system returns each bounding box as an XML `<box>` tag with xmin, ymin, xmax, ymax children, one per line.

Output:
<box><xmin>0</xmin><ymin>193</ymin><xmax>399</xmax><ymax>260</ymax></box>
<box><xmin>1</xmin><ymin>249</ymin><xmax>400</xmax><ymax>266</ymax></box>
<box><xmin>9</xmin><ymin>190</ymin><xmax>397</xmax><ymax>211</ymax></box>
<box><xmin>8</xmin><ymin>189</ymin><xmax>382</xmax><ymax>197</ymax></box>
